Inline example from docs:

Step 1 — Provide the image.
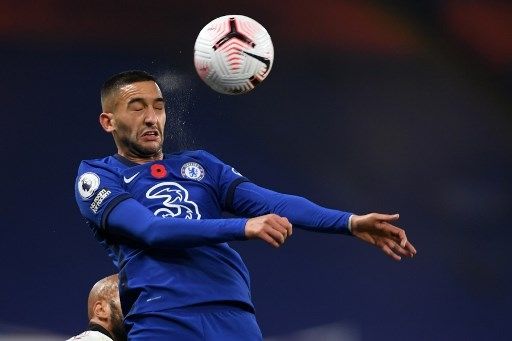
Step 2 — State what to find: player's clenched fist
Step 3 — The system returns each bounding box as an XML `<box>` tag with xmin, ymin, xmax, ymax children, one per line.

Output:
<box><xmin>245</xmin><ymin>214</ymin><xmax>293</xmax><ymax>248</ymax></box>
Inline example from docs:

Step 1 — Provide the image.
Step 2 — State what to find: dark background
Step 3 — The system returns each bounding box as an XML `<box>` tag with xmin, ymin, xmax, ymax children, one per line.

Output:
<box><xmin>1</xmin><ymin>1</ymin><xmax>511</xmax><ymax>340</ymax></box>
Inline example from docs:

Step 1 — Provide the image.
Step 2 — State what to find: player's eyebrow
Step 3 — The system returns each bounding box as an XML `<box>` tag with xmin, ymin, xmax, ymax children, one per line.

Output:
<box><xmin>127</xmin><ymin>97</ymin><xmax>165</xmax><ymax>106</ymax></box>
<box><xmin>127</xmin><ymin>98</ymin><xmax>146</xmax><ymax>106</ymax></box>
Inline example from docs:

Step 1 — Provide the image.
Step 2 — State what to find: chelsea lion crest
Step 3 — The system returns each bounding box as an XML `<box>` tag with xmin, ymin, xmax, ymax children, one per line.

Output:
<box><xmin>181</xmin><ymin>162</ymin><xmax>205</xmax><ymax>181</ymax></box>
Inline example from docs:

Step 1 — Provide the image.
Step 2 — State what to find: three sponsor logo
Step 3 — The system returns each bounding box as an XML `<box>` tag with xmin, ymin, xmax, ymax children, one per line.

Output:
<box><xmin>146</xmin><ymin>182</ymin><xmax>201</xmax><ymax>219</ymax></box>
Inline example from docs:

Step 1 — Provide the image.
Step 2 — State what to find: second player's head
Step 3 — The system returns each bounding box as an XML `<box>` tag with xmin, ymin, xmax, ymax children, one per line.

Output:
<box><xmin>87</xmin><ymin>274</ymin><xmax>126</xmax><ymax>341</ymax></box>
<box><xmin>100</xmin><ymin>70</ymin><xmax>166</xmax><ymax>163</ymax></box>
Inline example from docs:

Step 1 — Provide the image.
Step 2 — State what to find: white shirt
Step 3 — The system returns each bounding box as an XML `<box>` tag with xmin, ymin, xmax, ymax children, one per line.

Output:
<box><xmin>66</xmin><ymin>330</ymin><xmax>113</xmax><ymax>341</ymax></box>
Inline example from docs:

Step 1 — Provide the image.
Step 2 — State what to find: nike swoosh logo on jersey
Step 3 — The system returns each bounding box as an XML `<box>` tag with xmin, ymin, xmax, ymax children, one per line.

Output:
<box><xmin>242</xmin><ymin>51</ymin><xmax>271</xmax><ymax>70</ymax></box>
<box><xmin>123</xmin><ymin>172</ymin><xmax>140</xmax><ymax>184</ymax></box>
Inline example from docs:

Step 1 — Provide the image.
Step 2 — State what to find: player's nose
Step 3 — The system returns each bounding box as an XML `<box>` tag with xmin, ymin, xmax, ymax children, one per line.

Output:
<box><xmin>144</xmin><ymin>107</ymin><xmax>159</xmax><ymax>125</ymax></box>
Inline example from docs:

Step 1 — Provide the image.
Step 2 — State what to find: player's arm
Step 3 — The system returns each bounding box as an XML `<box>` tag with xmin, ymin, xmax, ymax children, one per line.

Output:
<box><xmin>348</xmin><ymin>213</ymin><xmax>417</xmax><ymax>261</ymax></box>
<box><xmin>104</xmin><ymin>198</ymin><xmax>245</xmax><ymax>248</ymax></box>
<box><xmin>231</xmin><ymin>182</ymin><xmax>417</xmax><ymax>260</ymax></box>
<box><xmin>105</xmin><ymin>198</ymin><xmax>291</xmax><ymax>249</ymax></box>
<box><xmin>75</xmin><ymin>160</ymin><xmax>288</xmax><ymax>249</ymax></box>
<box><xmin>232</xmin><ymin>182</ymin><xmax>352</xmax><ymax>233</ymax></box>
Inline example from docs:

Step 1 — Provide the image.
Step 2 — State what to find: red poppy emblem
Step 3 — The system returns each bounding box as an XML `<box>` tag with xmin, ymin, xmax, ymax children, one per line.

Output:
<box><xmin>150</xmin><ymin>164</ymin><xmax>167</xmax><ymax>179</ymax></box>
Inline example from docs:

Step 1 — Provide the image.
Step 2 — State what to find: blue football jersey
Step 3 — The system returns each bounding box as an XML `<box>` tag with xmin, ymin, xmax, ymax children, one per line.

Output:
<box><xmin>75</xmin><ymin>149</ymin><xmax>353</xmax><ymax>320</ymax></box>
<box><xmin>75</xmin><ymin>150</ymin><xmax>254</xmax><ymax>316</ymax></box>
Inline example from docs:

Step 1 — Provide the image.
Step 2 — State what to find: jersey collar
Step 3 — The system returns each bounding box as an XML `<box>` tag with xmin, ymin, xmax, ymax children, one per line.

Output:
<box><xmin>88</xmin><ymin>322</ymin><xmax>114</xmax><ymax>340</ymax></box>
<box><xmin>113</xmin><ymin>154</ymin><xmax>167</xmax><ymax>167</ymax></box>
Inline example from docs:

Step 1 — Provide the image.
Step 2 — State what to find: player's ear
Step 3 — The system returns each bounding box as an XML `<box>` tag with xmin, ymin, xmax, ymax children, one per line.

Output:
<box><xmin>99</xmin><ymin>112</ymin><xmax>115</xmax><ymax>133</ymax></box>
<box><xmin>93</xmin><ymin>300</ymin><xmax>109</xmax><ymax>319</ymax></box>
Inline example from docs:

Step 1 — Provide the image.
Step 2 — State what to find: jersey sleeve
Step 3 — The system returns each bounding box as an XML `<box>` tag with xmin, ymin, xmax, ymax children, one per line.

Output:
<box><xmin>76</xmin><ymin>156</ymin><xmax>248</xmax><ymax>249</ymax></box>
<box><xmin>194</xmin><ymin>150</ymin><xmax>250</xmax><ymax>211</ymax></box>
<box><xmin>106</xmin><ymin>198</ymin><xmax>248</xmax><ymax>248</ymax></box>
<box><xmin>232</xmin><ymin>182</ymin><xmax>353</xmax><ymax>235</ymax></box>
<box><xmin>75</xmin><ymin>160</ymin><xmax>131</xmax><ymax>229</ymax></box>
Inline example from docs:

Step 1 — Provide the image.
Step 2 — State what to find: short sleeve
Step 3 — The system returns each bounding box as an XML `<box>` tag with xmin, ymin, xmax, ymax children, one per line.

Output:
<box><xmin>75</xmin><ymin>159</ymin><xmax>131</xmax><ymax>229</ymax></box>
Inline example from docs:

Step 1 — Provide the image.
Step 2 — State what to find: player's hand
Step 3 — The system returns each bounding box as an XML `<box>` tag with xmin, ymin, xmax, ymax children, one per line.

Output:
<box><xmin>245</xmin><ymin>214</ymin><xmax>293</xmax><ymax>248</ymax></box>
<box><xmin>350</xmin><ymin>213</ymin><xmax>417</xmax><ymax>261</ymax></box>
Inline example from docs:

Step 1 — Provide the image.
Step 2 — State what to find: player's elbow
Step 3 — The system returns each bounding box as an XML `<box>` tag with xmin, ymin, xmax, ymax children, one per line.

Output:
<box><xmin>108</xmin><ymin>217</ymin><xmax>161</xmax><ymax>248</ymax></box>
<box><xmin>137</xmin><ymin>220</ymin><xmax>162</xmax><ymax>248</ymax></box>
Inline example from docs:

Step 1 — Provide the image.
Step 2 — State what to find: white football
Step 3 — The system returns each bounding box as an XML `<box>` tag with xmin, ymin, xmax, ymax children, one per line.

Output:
<box><xmin>193</xmin><ymin>15</ymin><xmax>274</xmax><ymax>95</ymax></box>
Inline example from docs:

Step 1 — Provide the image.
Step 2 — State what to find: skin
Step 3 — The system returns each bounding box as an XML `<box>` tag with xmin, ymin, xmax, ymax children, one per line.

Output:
<box><xmin>88</xmin><ymin>274</ymin><xmax>126</xmax><ymax>341</ymax></box>
<box><xmin>350</xmin><ymin>213</ymin><xmax>417</xmax><ymax>261</ymax></box>
<box><xmin>108</xmin><ymin>300</ymin><xmax>126</xmax><ymax>341</ymax></box>
<box><xmin>99</xmin><ymin>81</ymin><xmax>417</xmax><ymax>261</ymax></box>
<box><xmin>100</xmin><ymin>81</ymin><xmax>166</xmax><ymax>164</ymax></box>
<box><xmin>244</xmin><ymin>213</ymin><xmax>417</xmax><ymax>261</ymax></box>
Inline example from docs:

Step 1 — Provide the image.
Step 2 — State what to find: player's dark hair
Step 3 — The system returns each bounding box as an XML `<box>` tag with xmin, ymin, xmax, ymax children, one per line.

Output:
<box><xmin>101</xmin><ymin>70</ymin><xmax>158</xmax><ymax>111</ymax></box>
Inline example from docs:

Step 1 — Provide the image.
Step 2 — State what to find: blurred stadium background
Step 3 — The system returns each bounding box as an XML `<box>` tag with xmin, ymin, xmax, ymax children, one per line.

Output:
<box><xmin>1</xmin><ymin>0</ymin><xmax>511</xmax><ymax>340</ymax></box>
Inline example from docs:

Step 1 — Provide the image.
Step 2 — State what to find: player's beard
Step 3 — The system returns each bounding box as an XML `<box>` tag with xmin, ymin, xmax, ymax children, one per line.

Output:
<box><xmin>109</xmin><ymin>301</ymin><xmax>127</xmax><ymax>341</ymax></box>
<box><xmin>121</xmin><ymin>134</ymin><xmax>163</xmax><ymax>158</ymax></box>
<box><xmin>115</xmin><ymin>121</ymin><xmax>163</xmax><ymax>158</ymax></box>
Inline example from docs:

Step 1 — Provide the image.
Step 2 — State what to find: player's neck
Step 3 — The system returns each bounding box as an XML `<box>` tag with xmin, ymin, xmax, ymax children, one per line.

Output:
<box><xmin>118</xmin><ymin>151</ymin><xmax>164</xmax><ymax>164</ymax></box>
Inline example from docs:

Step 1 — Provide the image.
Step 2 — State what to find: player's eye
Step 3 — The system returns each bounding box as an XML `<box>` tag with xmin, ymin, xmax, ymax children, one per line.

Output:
<box><xmin>154</xmin><ymin>100</ymin><xmax>165</xmax><ymax>111</ymax></box>
<box><xmin>129</xmin><ymin>105</ymin><xmax>144</xmax><ymax>111</ymax></box>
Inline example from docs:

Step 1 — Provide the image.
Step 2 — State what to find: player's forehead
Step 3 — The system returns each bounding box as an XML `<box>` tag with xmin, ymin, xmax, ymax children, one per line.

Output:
<box><xmin>117</xmin><ymin>81</ymin><xmax>163</xmax><ymax>103</ymax></box>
